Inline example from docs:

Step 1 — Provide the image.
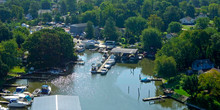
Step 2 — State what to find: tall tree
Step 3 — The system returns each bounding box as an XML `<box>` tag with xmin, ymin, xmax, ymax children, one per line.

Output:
<box><xmin>167</xmin><ymin>22</ymin><xmax>182</xmax><ymax>33</ymax></box>
<box><xmin>147</xmin><ymin>14</ymin><xmax>164</xmax><ymax>31</ymax></box>
<box><xmin>29</xmin><ymin>1</ymin><xmax>40</xmax><ymax>19</ymax></box>
<box><xmin>141</xmin><ymin>28</ymin><xmax>162</xmax><ymax>52</ymax></box>
<box><xmin>60</xmin><ymin>1</ymin><xmax>67</xmax><ymax>15</ymax></box>
<box><xmin>195</xmin><ymin>17</ymin><xmax>210</xmax><ymax>29</ymax></box>
<box><xmin>0</xmin><ymin>8</ymin><xmax>11</xmax><ymax>22</ymax></box>
<box><xmin>41</xmin><ymin>0</ymin><xmax>51</xmax><ymax>9</ymax></box>
<box><xmin>0</xmin><ymin>22</ymin><xmax>13</xmax><ymax>42</ymax></box>
<box><xmin>214</xmin><ymin>17</ymin><xmax>220</xmax><ymax>32</ymax></box>
<box><xmin>42</xmin><ymin>13</ymin><xmax>52</xmax><ymax>22</ymax></box>
<box><xmin>141</xmin><ymin>0</ymin><xmax>152</xmax><ymax>19</ymax></box>
<box><xmin>208</xmin><ymin>3</ymin><xmax>219</xmax><ymax>19</ymax></box>
<box><xmin>103</xmin><ymin>18</ymin><xmax>119</xmax><ymax>41</ymax></box>
<box><xmin>124</xmin><ymin>16</ymin><xmax>147</xmax><ymax>37</ymax></box>
<box><xmin>66</xmin><ymin>0</ymin><xmax>77</xmax><ymax>13</ymax></box>
<box><xmin>186</xmin><ymin>5</ymin><xmax>195</xmax><ymax>18</ymax></box>
<box><xmin>154</xmin><ymin>55</ymin><xmax>177</xmax><ymax>78</ymax></box>
<box><xmin>182</xmin><ymin>75</ymin><xmax>199</xmax><ymax>98</ymax></box>
<box><xmin>85</xmin><ymin>21</ymin><xmax>95</xmax><ymax>39</ymax></box>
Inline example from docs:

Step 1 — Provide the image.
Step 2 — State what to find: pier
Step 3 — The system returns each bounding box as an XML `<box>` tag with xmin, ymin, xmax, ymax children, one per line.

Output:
<box><xmin>142</xmin><ymin>95</ymin><xmax>167</xmax><ymax>101</ymax></box>
<box><xmin>97</xmin><ymin>56</ymin><xmax>111</xmax><ymax>73</ymax></box>
<box><xmin>0</xmin><ymin>101</ymin><xmax>9</xmax><ymax>104</ymax></box>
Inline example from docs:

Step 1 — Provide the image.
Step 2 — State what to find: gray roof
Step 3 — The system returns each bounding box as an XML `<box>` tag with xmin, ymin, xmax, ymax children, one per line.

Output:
<box><xmin>111</xmin><ymin>48</ymin><xmax>138</xmax><ymax>54</ymax></box>
<box><xmin>31</xmin><ymin>95</ymin><xmax>81</xmax><ymax>110</ymax></box>
<box><xmin>71</xmin><ymin>23</ymin><xmax>87</xmax><ymax>27</ymax></box>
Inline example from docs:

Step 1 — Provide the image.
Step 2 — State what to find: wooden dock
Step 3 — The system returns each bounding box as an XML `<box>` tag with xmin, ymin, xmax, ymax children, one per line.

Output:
<box><xmin>97</xmin><ymin>56</ymin><xmax>111</xmax><ymax>73</ymax></box>
<box><xmin>150</xmin><ymin>78</ymin><xmax>163</xmax><ymax>81</ymax></box>
<box><xmin>2</xmin><ymin>84</ymin><xmax>26</xmax><ymax>87</ymax></box>
<box><xmin>143</xmin><ymin>95</ymin><xmax>167</xmax><ymax>101</ymax></box>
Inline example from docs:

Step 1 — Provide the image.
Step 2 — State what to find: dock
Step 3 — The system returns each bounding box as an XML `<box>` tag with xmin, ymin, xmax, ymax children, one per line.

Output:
<box><xmin>150</xmin><ymin>78</ymin><xmax>163</xmax><ymax>81</ymax></box>
<box><xmin>2</xmin><ymin>84</ymin><xmax>26</xmax><ymax>87</ymax></box>
<box><xmin>142</xmin><ymin>95</ymin><xmax>167</xmax><ymax>101</ymax></box>
<box><xmin>0</xmin><ymin>101</ymin><xmax>9</xmax><ymax>104</ymax></box>
<box><xmin>97</xmin><ymin>56</ymin><xmax>111</xmax><ymax>73</ymax></box>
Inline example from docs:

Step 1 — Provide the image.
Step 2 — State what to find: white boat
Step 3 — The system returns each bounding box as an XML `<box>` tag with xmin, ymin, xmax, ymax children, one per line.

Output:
<box><xmin>14</xmin><ymin>86</ymin><xmax>27</xmax><ymax>94</ymax></box>
<box><xmin>104</xmin><ymin>62</ymin><xmax>112</xmax><ymax>69</ymax></box>
<box><xmin>39</xmin><ymin>85</ymin><xmax>51</xmax><ymax>96</ymax></box>
<box><xmin>8</xmin><ymin>99</ymin><xmax>31</xmax><ymax>108</ymax></box>
<box><xmin>32</xmin><ymin>88</ymin><xmax>41</xmax><ymax>96</ymax></box>
<box><xmin>0</xmin><ymin>105</ymin><xmax>8</xmax><ymax>110</ymax></box>
<box><xmin>2</xmin><ymin>92</ymin><xmax>33</xmax><ymax>101</ymax></box>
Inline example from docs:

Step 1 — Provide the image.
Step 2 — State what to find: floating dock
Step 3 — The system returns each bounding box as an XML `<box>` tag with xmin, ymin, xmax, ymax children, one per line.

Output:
<box><xmin>2</xmin><ymin>84</ymin><xmax>25</xmax><ymax>87</ymax></box>
<box><xmin>0</xmin><ymin>101</ymin><xmax>9</xmax><ymax>104</ymax></box>
<box><xmin>142</xmin><ymin>95</ymin><xmax>167</xmax><ymax>101</ymax></box>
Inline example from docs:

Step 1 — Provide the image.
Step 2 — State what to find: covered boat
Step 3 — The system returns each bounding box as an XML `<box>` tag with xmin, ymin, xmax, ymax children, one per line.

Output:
<box><xmin>141</xmin><ymin>78</ymin><xmax>151</xmax><ymax>82</ymax></box>
<box><xmin>39</xmin><ymin>85</ymin><xmax>51</xmax><ymax>96</ymax></box>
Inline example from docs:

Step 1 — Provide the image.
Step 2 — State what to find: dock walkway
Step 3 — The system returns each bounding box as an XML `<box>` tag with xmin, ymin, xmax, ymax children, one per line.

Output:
<box><xmin>142</xmin><ymin>95</ymin><xmax>167</xmax><ymax>101</ymax></box>
<box><xmin>97</xmin><ymin>56</ymin><xmax>111</xmax><ymax>73</ymax></box>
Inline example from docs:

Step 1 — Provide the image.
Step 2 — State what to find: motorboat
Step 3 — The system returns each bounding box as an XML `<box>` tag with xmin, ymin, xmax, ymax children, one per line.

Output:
<box><xmin>32</xmin><ymin>88</ymin><xmax>41</xmax><ymax>96</ymax></box>
<box><xmin>2</xmin><ymin>92</ymin><xmax>33</xmax><ymax>101</ymax></box>
<box><xmin>0</xmin><ymin>105</ymin><xmax>8</xmax><ymax>110</ymax></box>
<box><xmin>39</xmin><ymin>85</ymin><xmax>51</xmax><ymax>96</ymax></box>
<box><xmin>108</xmin><ymin>59</ymin><xmax>115</xmax><ymax>65</ymax></box>
<box><xmin>77</xmin><ymin>58</ymin><xmax>85</xmax><ymax>65</ymax></box>
<box><xmin>14</xmin><ymin>86</ymin><xmax>27</xmax><ymax>94</ymax></box>
<box><xmin>100</xmin><ymin>68</ymin><xmax>108</xmax><ymax>75</ymax></box>
<box><xmin>8</xmin><ymin>98</ymin><xmax>31</xmax><ymax>108</ymax></box>
<box><xmin>141</xmin><ymin>78</ymin><xmax>151</xmax><ymax>82</ymax></box>
<box><xmin>104</xmin><ymin>62</ymin><xmax>112</xmax><ymax>69</ymax></box>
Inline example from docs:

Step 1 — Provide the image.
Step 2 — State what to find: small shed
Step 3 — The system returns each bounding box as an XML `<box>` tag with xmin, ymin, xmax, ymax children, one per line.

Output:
<box><xmin>31</xmin><ymin>95</ymin><xmax>81</xmax><ymax>110</ymax></box>
<box><xmin>70</xmin><ymin>23</ymin><xmax>87</xmax><ymax>36</ymax></box>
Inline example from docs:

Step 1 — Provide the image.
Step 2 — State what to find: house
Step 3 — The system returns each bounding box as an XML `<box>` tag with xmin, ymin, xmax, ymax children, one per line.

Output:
<box><xmin>31</xmin><ymin>95</ymin><xmax>81</xmax><ymax>110</ymax></box>
<box><xmin>195</xmin><ymin>14</ymin><xmax>208</xmax><ymax>20</ymax></box>
<box><xmin>38</xmin><ymin>9</ymin><xmax>52</xmax><ymax>16</ymax></box>
<box><xmin>25</xmin><ymin>13</ymin><xmax>33</xmax><ymax>21</ymax></box>
<box><xmin>70</xmin><ymin>23</ymin><xmax>87</xmax><ymax>36</ymax></box>
<box><xmin>105</xmin><ymin>40</ymin><xmax>116</xmax><ymax>49</ymax></box>
<box><xmin>165</xmin><ymin>33</ymin><xmax>177</xmax><ymax>39</ymax></box>
<box><xmin>192</xmin><ymin>59</ymin><xmax>214</xmax><ymax>71</ymax></box>
<box><xmin>21</xmin><ymin>23</ymin><xmax>29</xmax><ymax>28</ymax></box>
<box><xmin>180</xmin><ymin>17</ymin><xmax>195</xmax><ymax>25</ymax></box>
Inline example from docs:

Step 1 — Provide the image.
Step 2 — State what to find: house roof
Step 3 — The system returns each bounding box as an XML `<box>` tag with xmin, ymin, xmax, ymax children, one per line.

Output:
<box><xmin>111</xmin><ymin>48</ymin><xmax>138</xmax><ymax>54</ymax></box>
<box><xmin>180</xmin><ymin>16</ymin><xmax>194</xmax><ymax>21</ymax></box>
<box><xmin>192</xmin><ymin>59</ymin><xmax>214</xmax><ymax>71</ymax></box>
<box><xmin>71</xmin><ymin>23</ymin><xmax>87</xmax><ymax>28</ymax></box>
<box><xmin>31</xmin><ymin>95</ymin><xmax>81</xmax><ymax>110</ymax></box>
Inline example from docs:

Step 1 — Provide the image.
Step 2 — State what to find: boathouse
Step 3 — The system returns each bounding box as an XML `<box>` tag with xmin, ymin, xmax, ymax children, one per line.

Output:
<box><xmin>111</xmin><ymin>48</ymin><xmax>138</xmax><ymax>62</ymax></box>
<box><xmin>31</xmin><ymin>95</ymin><xmax>81</xmax><ymax>110</ymax></box>
<box><xmin>70</xmin><ymin>23</ymin><xmax>87</xmax><ymax>36</ymax></box>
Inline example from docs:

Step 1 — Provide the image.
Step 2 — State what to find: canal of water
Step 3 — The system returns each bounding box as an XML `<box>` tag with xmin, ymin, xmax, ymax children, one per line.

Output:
<box><xmin>3</xmin><ymin>51</ymin><xmax>188</xmax><ymax>110</ymax></box>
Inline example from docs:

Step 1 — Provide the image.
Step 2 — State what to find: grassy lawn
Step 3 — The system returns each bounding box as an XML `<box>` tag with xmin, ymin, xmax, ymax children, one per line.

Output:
<box><xmin>182</xmin><ymin>25</ymin><xmax>194</xmax><ymax>30</ymax></box>
<box><xmin>9</xmin><ymin>66</ymin><xmax>25</xmax><ymax>73</ymax></box>
<box><xmin>174</xmin><ymin>88</ymin><xmax>190</xmax><ymax>97</ymax></box>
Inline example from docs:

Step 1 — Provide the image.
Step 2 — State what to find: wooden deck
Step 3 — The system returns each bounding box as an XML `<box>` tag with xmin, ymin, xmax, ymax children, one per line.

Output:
<box><xmin>142</xmin><ymin>95</ymin><xmax>167</xmax><ymax>101</ymax></box>
<box><xmin>150</xmin><ymin>78</ymin><xmax>163</xmax><ymax>81</ymax></box>
<box><xmin>97</xmin><ymin>56</ymin><xmax>111</xmax><ymax>73</ymax></box>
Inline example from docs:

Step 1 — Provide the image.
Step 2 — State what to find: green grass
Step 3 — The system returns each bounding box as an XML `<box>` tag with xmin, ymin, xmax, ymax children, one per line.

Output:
<box><xmin>182</xmin><ymin>25</ymin><xmax>194</xmax><ymax>30</ymax></box>
<box><xmin>174</xmin><ymin>88</ymin><xmax>190</xmax><ymax>97</ymax></box>
<box><xmin>9</xmin><ymin>66</ymin><xmax>25</xmax><ymax>73</ymax></box>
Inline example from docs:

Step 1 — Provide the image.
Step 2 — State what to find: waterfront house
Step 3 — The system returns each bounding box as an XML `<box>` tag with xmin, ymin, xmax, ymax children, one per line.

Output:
<box><xmin>180</xmin><ymin>17</ymin><xmax>195</xmax><ymax>25</ymax></box>
<box><xmin>70</xmin><ymin>23</ymin><xmax>87</xmax><ymax>36</ymax></box>
<box><xmin>31</xmin><ymin>95</ymin><xmax>81</xmax><ymax>110</ymax></box>
<box><xmin>111</xmin><ymin>48</ymin><xmax>138</xmax><ymax>62</ymax></box>
<box><xmin>192</xmin><ymin>59</ymin><xmax>214</xmax><ymax>71</ymax></box>
<box><xmin>165</xmin><ymin>33</ymin><xmax>177</xmax><ymax>39</ymax></box>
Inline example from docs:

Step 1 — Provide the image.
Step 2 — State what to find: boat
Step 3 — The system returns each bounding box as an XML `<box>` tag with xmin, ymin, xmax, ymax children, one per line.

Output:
<box><xmin>90</xmin><ymin>63</ymin><xmax>102</xmax><ymax>74</ymax></box>
<box><xmin>14</xmin><ymin>86</ymin><xmax>27</xmax><ymax>94</ymax></box>
<box><xmin>39</xmin><ymin>85</ymin><xmax>51</xmax><ymax>96</ymax></box>
<box><xmin>32</xmin><ymin>88</ymin><xmax>41</xmax><ymax>96</ymax></box>
<box><xmin>100</xmin><ymin>68</ymin><xmax>108</xmax><ymax>75</ymax></box>
<box><xmin>2</xmin><ymin>92</ymin><xmax>33</xmax><ymax>101</ymax></box>
<box><xmin>8</xmin><ymin>98</ymin><xmax>31</xmax><ymax>108</ymax></box>
<box><xmin>0</xmin><ymin>105</ymin><xmax>8</xmax><ymax>110</ymax></box>
<box><xmin>141</xmin><ymin>78</ymin><xmax>151</xmax><ymax>82</ymax></box>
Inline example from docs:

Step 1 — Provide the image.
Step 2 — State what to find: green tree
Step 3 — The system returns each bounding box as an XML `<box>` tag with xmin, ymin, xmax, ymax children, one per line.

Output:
<box><xmin>70</xmin><ymin>14</ymin><xmax>79</xmax><ymax>24</ymax></box>
<box><xmin>163</xmin><ymin>6</ymin><xmax>183</xmax><ymax>29</ymax></box>
<box><xmin>54</xmin><ymin>14</ymin><xmax>61</xmax><ymax>23</ymax></box>
<box><xmin>141</xmin><ymin>0</ymin><xmax>152</xmax><ymax>18</ymax></box>
<box><xmin>66</xmin><ymin>0</ymin><xmax>77</xmax><ymax>13</ymax></box>
<box><xmin>41</xmin><ymin>0</ymin><xmax>51</xmax><ymax>9</ymax></box>
<box><xmin>103</xmin><ymin>18</ymin><xmax>119</xmax><ymax>41</ymax></box>
<box><xmin>13</xmin><ymin>27</ymin><xmax>30</xmax><ymax>36</ymax></box>
<box><xmin>42</xmin><ymin>13</ymin><xmax>52</xmax><ymax>22</ymax></box>
<box><xmin>0</xmin><ymin>58</ymin><xmax>9</xmax><ymax>78</ymax></box>
<box><xmin>124</xmin><ymin>16</ymin><xmax>147</xmax><ymax>37</ymax></box>
<box><xmin>14</xmin><ymin>31</ymin><xmax>26</xmax><ymax>48</ymax></box>
<box><xmin>23</xmin><ymin>29</ymin><xmax>76</xmax><ymax>69</ymax></box>
<box><xmin>81</xmin><ymin>10</ymin><xmax>100</xmax><ymax>26</ymax></box>
<box><xmin>85</xmin><ymin>21</ymin><xmax>95</xmax><ymax>39</ymax></box>
<box><xmin>154</xmin><ymin>55</ymin><xmax>177</xmax><ymax>78</ymax></box>
<box><xmin>0</xmin><ymin>22</ymin><xmax>13</xmax><ymax>42</ymax></box>
<box><xmin>29</xmin><ymin>1</ymin><xmax>40</xmax><ymax>19</ymax></box>
<box><xmin>186</xmin><ymin>5</ymin><xmax>195</xmax><ymax>18</ymax></box>
<box><xmin>0</xmin><ymin>8</ymin><xmax>11</xmax><ymax>22</ymax></box>
<box><xmin>60</xmin><ymin>1</ymin><xmax>67</xmax><ymax>15</ymax></box>
<box><xmin>11</xmin><ymin>5</ymin><xmax>24</xmax><ymax>20</ymax></box>
<box><xmin>65</xmin><ymin>16</ymin><xmax>71</xmax><ymax>24</ymax></box>
<box><xmin>182</xmin><ymin>75</ymin><xmax>199</xmax><ymax>98</ymax></box>
<box><xmin>195</xmin><ymin>17</ymin><xmax>210</xmax><ymax>29</ymax></box>
<box><xmin>207</xmin><ymin>33</ymin><xmax>220</xmax><ymax>66</ymax></box>
<box><xmin>167</xmin><ymin>22</ymin><xmax>182</xmax><ymax>33</ymax></box>
<box><xmin>0</xmin><ymin>40</ymin><xmax>19</xmax><ymax>69</ymax></box>
<box><xmin>141</xmin><ymin>28</ymin><xmax>162</xmax><ymax>52</ymax></box>
<box><xmin>147</xmin><ymin>14</ymin><xmax>164</xmax><ymax>31</ymax></box>
<box><xmin>214</xmin><ymin>17</ymin><xmax>220</xmax><ymax>32</ymax></box>
<box><xmin>208</xmin><ymin>3</ymin><xmax>220</xmax><ymax>19</ymax></box>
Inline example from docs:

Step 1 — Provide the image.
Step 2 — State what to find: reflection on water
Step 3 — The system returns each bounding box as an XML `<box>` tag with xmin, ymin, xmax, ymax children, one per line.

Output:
<box><xmin>2</xmin><ymin>51</ymin><xmax>188</xmax><ymax>110</ymax></box>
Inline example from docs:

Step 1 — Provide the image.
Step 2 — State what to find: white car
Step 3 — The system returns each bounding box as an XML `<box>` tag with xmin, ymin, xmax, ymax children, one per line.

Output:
<box><xmin>104</xmin><ymin>63</ymin><xmax>111</xmax><ymax>69</ymax></box>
